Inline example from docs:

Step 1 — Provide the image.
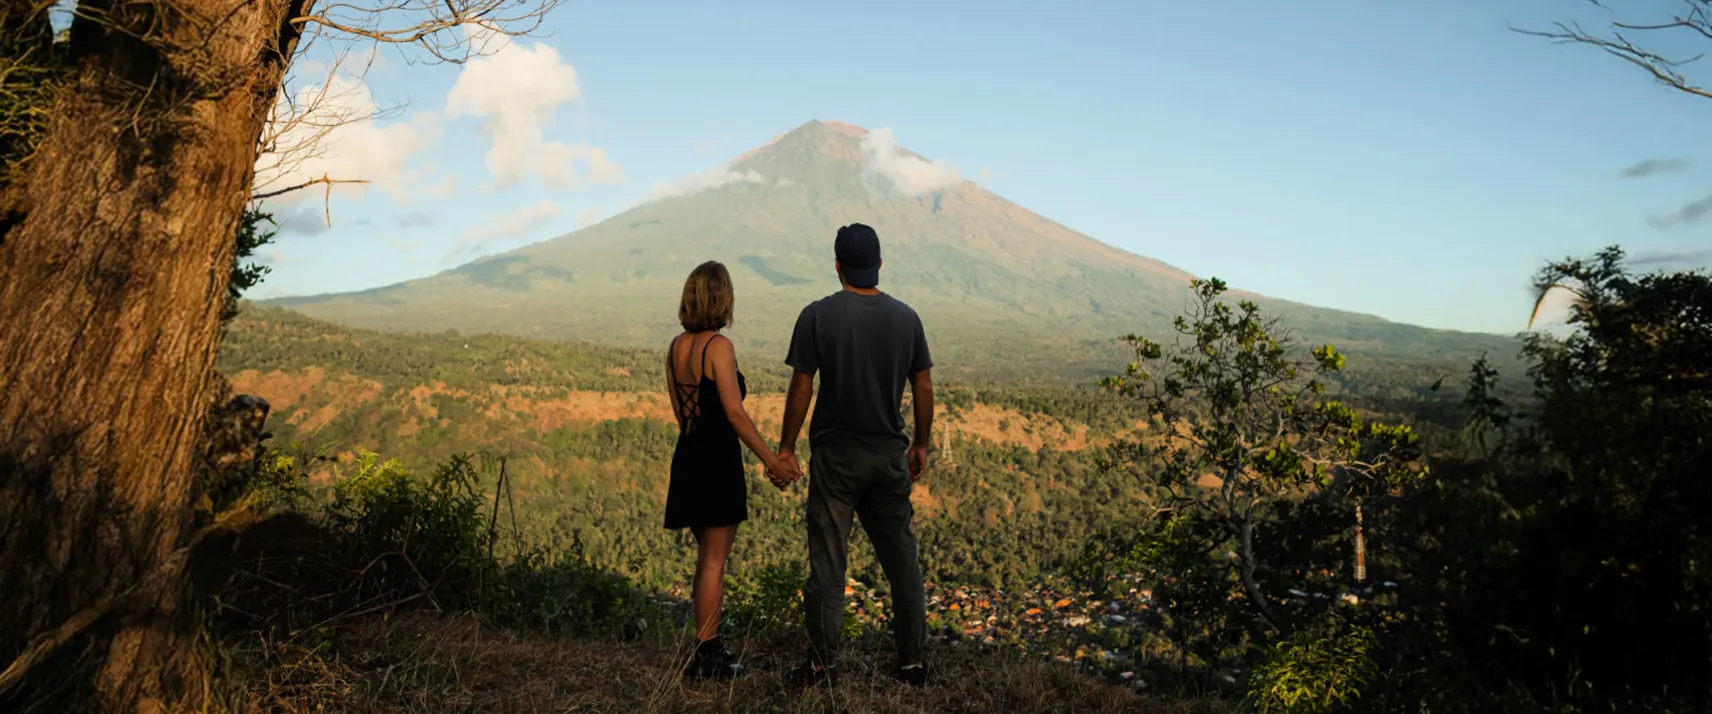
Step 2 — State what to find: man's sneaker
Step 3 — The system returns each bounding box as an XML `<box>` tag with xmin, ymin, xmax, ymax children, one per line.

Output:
<box><xmin>684</xmin><ymin>641</ymin><xmax>746</xmax><ymax>680</ymax></box>
<box><xmin>894</xmin><ymin>663</ymin><xmax>928</xmax><ymax>687</ymax></box>
<box><xmin>787</xmin><ymin>659</ymin><xmax>837</xmax><ymax>687</ymax></box>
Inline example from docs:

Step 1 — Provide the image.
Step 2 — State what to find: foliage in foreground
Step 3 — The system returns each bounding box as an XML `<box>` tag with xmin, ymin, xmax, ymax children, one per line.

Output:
<box><xmin>211</xmin><ymin>449</ymin><xmax>660</xmax><ymax>645</ymax></box>
<box><xmin>1077</xmin><ymin>249</ymin><xmax>1712</xmax><ymax>712</ymax></box>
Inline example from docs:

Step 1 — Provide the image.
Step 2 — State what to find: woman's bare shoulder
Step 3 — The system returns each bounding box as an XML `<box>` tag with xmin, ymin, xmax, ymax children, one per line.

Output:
<box><xmin>706</xmin><ymin>332</ymin><xmax>737</xmax><ymax>356</ymax></box>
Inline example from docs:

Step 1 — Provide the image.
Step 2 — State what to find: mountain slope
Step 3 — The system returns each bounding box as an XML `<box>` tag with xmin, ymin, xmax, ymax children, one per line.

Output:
<box><xmin>268</xmin><ymin>120</ymin><xmax>1515</xmax><ymax>381</ymax></box>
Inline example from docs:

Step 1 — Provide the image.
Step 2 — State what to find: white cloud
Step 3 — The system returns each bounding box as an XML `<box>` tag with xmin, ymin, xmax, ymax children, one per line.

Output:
<box><xmin>578</xmin><ymin>207</ymin><xmax>604</xmax><ymax>228</ymax></box>
<box><xmin>859</xmin><ymin>128</ymin><xmax>961</xmax><ymax>196</ymax></box>
<box><xmin>646</xmin><ymin>167</ymin><xmax>766</xmax><ymax>202</ymax></box>
<box><xmin>446</xmin><ymin>41</ymin><xmax>625</xmax><ymax>189</ymax></box>
<box><xmin>776</xmin><ymin>177</ymin><xmax>796</xmax><ymax>187</ymax></box>
<box><xmin>444</xmin><ymin>200</ymin><xmax>564</xmax><ymax>266</ymax></box>
<box><xmin>394</xmin><ymin>211</ymin><xmax>434</xmax><ymax>228</ymax></box>
<box><xmin>254</xmin><ymin>73</ymin><xmax>439</xmax><ymax>207</ymax></box>
<box><xmin>459</xmin><ymin>200</ymin><xmax>564</xmax><ymax>246</ymax></box>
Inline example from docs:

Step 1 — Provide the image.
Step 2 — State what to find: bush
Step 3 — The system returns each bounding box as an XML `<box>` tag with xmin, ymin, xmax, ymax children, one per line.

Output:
<box><xmin>322</xmin><ymin>452</ymin><xmax>492</xmax><ymax>610</ymax></box>
<box><xmin>1246</xmin><ymin>625</ymin><xmax>1378</xmax><ymax>714</ymax></box>
<box><xmin>214</xmin><ymin>448</ymin><xmax>660</xmax><ymax>642</ymax></box>
<box><xmin>724</xmin><ymin>561</ymin><xmax>804</xmax><ymax>636</ymax></box>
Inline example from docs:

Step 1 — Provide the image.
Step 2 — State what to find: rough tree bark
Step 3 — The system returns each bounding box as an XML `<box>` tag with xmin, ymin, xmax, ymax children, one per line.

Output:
<box><xmin>0</xmin><ymin>0</ymin><xmax>310</xmax><ymax>708</ymax></box>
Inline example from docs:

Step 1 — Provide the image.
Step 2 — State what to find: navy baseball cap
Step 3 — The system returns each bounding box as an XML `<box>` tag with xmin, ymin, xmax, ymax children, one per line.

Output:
<box><xmin>834</xmin><ymin>223</ymin><xmax>881</xmax><ymax>288</ymax></box>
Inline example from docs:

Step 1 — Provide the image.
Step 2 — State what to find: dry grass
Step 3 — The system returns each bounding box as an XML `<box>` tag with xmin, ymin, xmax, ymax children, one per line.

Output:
<box><xmin>225</xmin><ymin>613</ymin><xmax>1234</xmax><ymax>713</ymax></box>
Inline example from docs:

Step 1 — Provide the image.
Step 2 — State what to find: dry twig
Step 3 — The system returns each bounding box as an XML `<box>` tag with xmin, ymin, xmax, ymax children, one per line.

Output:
<box><xmin>1513</xmin><ymin>0</ymin><xmax>1712</xmax><ymax>102</ymax></box>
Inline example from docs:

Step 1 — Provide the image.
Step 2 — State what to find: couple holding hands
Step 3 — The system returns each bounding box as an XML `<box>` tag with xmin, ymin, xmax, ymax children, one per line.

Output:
<box><xmin>663</xmin><ymin>223</ymin><xmax>934</xmax><ymax>687</ymax></box>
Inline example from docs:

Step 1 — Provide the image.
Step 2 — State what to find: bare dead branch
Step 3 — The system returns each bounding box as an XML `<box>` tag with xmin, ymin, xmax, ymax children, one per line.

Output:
<box><xmin>251</xmin><ymin>40</ymin><xmax>407</xmax><ymax>197</ymax></box>
<box><xmin>251</xmin><ymin>172</ymin><xmax>370</xmax><ymax>229</ymax></box>
<box><xmin>1513</xmin><ymin>1</ymin><xmax>1712</xmax><ymax>102</ymax></box>
<box><xmin>288</xmin><ymin>0</ymin><xmax>564</xmax><ymax>65</ymax></box>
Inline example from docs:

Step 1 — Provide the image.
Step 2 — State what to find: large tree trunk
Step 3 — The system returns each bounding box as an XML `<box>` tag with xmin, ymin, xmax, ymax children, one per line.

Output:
<box><xmin>0</xmin><ymin>0</ymin><xmax>307</xmax><ymax>708</ymax></box>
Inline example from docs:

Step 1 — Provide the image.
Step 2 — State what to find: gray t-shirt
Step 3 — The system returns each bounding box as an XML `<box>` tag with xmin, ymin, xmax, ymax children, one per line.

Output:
<box><xmin>785</xmin><ymin>290</ymin><xmax>933</xmax><ymax>451</ymax></box>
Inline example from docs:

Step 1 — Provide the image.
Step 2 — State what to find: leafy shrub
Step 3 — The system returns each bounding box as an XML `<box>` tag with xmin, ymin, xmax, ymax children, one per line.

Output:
<box><xmin>1247</xmin><ymin>625</ymin><xmax>1378</xmax><ymax>714</ymax></box>
<box><xmin>724</xmin><ymin>561</ymin><xmax>804</xmax><ymax>636</ymax></box>
<box><xmin>485</xmin><ymin>539</ymin><xmax>660</xmax><ymax>640</ymax></box>
<box><xmin>322</xmin><ymin>452</ymin><xmax>492</xmax><ymax>610</ymax></box>
<box><xmin>720</xmin><ymin>561</ymin><xmax>865</xmax><ymax>640</ymax></box>
<box><xmin>215</xmin><ymin>448</ymin><xmax>660</xmax><ymax>642</ymax></box>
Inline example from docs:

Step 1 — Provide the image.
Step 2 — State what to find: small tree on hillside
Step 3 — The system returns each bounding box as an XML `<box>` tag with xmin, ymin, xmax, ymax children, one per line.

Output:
<box><xmin>1101</xmin><ymin>278</ymin><xmax>1425</xmax><ymax>635</ymax></box>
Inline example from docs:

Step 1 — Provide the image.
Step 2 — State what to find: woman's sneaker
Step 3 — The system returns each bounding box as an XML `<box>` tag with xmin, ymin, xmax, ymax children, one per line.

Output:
<box><xmin>684</xmin><ymin>639</ymin><xmax>746</xmax><ymax>680</ymax></box>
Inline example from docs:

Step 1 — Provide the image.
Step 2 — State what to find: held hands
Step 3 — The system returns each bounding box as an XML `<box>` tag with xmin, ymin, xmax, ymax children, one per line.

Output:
<box><xmin>765</xmin><ymin>447</ymin><xmax>803</xmax><ymax>490</ymax></box>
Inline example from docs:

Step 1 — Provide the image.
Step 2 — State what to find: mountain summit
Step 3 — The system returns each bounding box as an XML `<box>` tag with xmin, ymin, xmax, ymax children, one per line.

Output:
<box><xmin>268</xmin><ymin>120</ymin><xmax>1509</xmax><ymax>380</ymax></box>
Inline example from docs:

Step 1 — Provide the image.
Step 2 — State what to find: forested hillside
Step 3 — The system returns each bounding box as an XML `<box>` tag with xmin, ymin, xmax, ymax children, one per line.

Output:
<box><xmin>212</xmin><ymin>244</ymin><xmax>1712</xmax><ymax>714</ymax></box>
<box><xmin>216</xmin><ymin>305</ymin><xmax>1465</xmax><ymax>594</ymax></box>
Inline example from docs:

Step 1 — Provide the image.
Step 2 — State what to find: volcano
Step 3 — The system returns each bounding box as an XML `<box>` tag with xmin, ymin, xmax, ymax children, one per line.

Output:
<box><xmin>266</xmin><ymin>120</ymin><xmax>1512</xmax><ymax>381</ymax></box>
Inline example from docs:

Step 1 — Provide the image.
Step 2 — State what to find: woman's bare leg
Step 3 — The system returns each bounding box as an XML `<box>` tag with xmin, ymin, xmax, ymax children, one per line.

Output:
<box><xmin>691</xmin><ymin>524</ymin><xmax>738</xmax><ymax>642</ymax></box>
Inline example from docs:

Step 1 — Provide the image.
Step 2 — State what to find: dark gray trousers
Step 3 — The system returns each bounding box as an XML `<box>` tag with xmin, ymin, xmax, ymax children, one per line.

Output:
<box><xmin>803</xmin><ymin>441</ymin><xmax>926</xmax><ymax>668</ymax></box>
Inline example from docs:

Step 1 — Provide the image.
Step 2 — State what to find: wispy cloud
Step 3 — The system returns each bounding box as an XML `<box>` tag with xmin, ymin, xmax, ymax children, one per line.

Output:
<box><xmin>1631</xmin><ymin>248</ymin><xmax>1712</xmax><ymax>270</ymax></box>
<box><xmin>460</xmin><ymin>200</ymin><xmax>563</xmax><ymax>245</ymax></box>
<box><xmin>645</xmin><ymin>166</ymin><xmax>766</xmax><ymax>202</ymax></box>
<box><xmin>859</xmin><ymin>128</ymin><xmax>961</xmax><ymax>196</ymax></box>
<box><xmin>578</xmin><ymin>207</ymin><xmax>604</xmax><ymax>228</ymax></box>
<box><xmin>1647</xmin><ymin>191</ymin><xmax>1712</xmax><ymax>229</ymax></box>
<box><xmin>1621</xmin><ymin>157</ymin><xmax>1691</xmax><ymax>179</ymax></box>
<box><xmin>394</xmin><ymin>211</ymin><xmax>435</xmax><ymax>228</ymax></box>
<box><xmin>443</xmin><ymin>200</ymin><xmax>563</xmax><ymax>265</ymax></box>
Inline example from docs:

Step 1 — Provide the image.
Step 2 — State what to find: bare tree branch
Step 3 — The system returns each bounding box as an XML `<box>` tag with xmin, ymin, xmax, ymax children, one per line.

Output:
<box><xmin>289</xmin><ymin>0</ymin><xmax>564</xmax><ymax>65</ymax></box>
<box><xmin>251</xmin><ymin>39</ymin><xmax>403</xmax><ymax>198</ymax></box>
<box><xmin>251</xmin><ymin>173</ymin><xmax>372</xmax><ymax>230</ymax></box>
<box><xmin>1514</xmin><ymin>1</ymin><xmax>1712</xmax><ymax>102</ymax></box>
<box><xmin>251</xmin><ymin>173</ymin><xmax>370</xmax><ymax>202</ymax></box>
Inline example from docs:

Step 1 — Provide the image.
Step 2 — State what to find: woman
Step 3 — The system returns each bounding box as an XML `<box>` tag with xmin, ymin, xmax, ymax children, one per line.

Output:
<box><xmin>665</xmin><ymin>260</ymin><xmax>791</xmax><ymax>679</ymax></box>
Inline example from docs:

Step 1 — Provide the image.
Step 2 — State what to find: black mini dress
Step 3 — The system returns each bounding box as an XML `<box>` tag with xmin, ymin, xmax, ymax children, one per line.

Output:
<box><xmin>663</xmin><ymin>334</ymin><xmax>749</xmax><ymax>530</ymax></box>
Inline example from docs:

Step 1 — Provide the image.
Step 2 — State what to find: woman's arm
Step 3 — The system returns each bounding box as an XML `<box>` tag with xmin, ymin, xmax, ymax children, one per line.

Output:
<box><xmin>706</xmin><ymin>336</ymin><xmax>784</xmax><ymax>476</ymax></box>
<box><xmin>663</xmin><ymin>336</ymin><xmax>681</xmax><ymax>424</ymax></box>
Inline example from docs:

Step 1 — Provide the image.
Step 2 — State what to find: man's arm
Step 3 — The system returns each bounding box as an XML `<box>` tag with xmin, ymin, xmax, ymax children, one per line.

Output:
<box><xmin>906</xmin><ymin>312</ymin><xmax>934</xmax><ymax>481</ymax></box>
<box><xmin>779</xmin><ymin>304</ymin><xmax>818</xmax><ymax>482</ymax></box>
<box><xmin>907</xmin><ymin>369</ymin><xmax>933</xmax><ymax>481</ymax></box>
<box><xmin>780</xmin><ymin>371</ymin><xmax>814</xmax><ymax>454</ymax></box>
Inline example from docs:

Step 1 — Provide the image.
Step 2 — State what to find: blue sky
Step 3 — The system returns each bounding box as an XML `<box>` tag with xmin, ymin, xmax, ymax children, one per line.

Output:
<box><xmin>254</xmin><ymin>0</ymin><xmax>1712</xmax><ymax>335</ymax></box>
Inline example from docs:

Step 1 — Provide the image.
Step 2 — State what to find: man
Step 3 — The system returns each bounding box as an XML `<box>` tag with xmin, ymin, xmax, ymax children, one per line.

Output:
<box><xmin>775</xmin><ymin>222</ymin><xmax>934</xmax><ymax>687</ymax></box>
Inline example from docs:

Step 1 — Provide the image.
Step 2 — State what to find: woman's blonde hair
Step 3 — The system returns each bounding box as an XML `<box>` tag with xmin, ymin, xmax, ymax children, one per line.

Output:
<box><xmin>678</xmin><ymin>261</ymin><xmax>734</xmax><ymax>332</ymax></box>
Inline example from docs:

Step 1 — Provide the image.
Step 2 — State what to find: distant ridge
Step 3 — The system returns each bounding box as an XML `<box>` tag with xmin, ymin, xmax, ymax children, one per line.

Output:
<box><xmin>266</xmin><ymin>119</ymin><xmax>1516</xmax><ymax>381</ymax></box>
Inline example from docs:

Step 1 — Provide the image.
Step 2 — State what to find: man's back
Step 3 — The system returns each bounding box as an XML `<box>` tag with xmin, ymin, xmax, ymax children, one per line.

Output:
<box><xmin>785</xmin><ymin>290</ymin><xmax>932</xmax><ymax>451</ymax></box>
